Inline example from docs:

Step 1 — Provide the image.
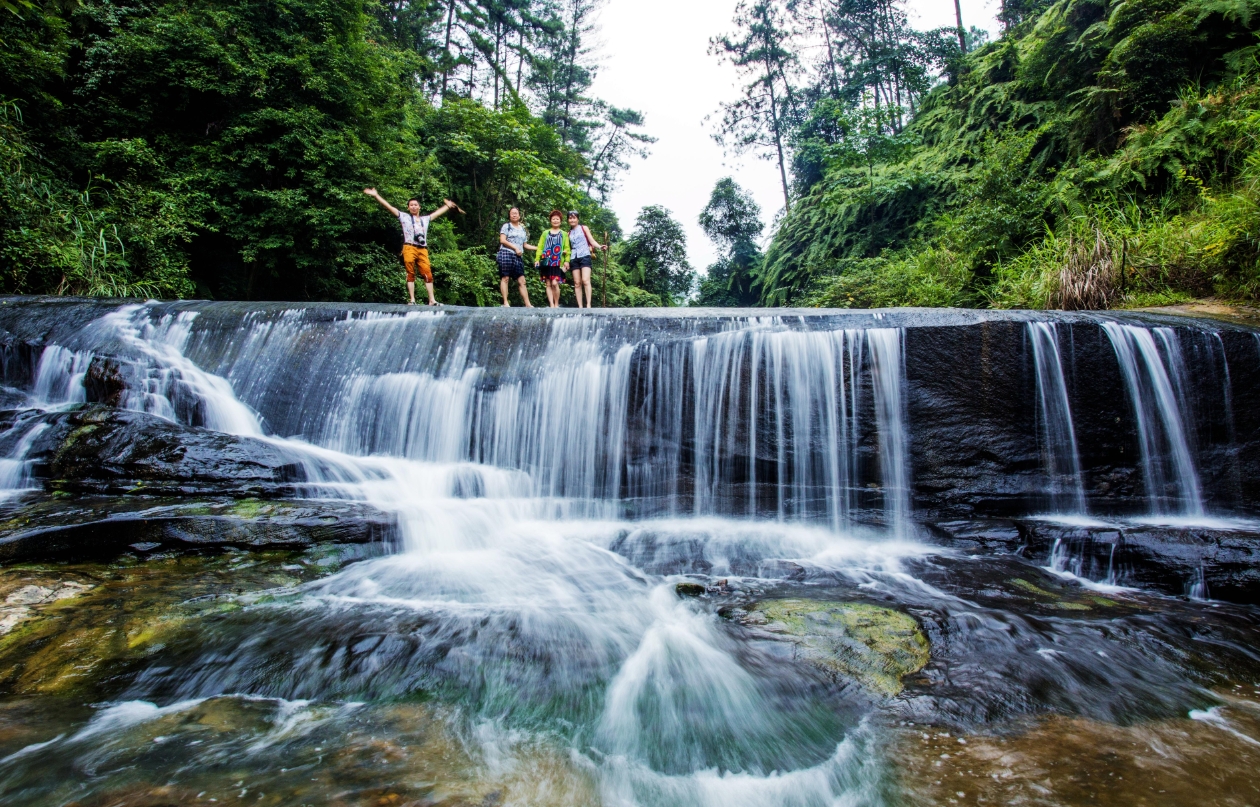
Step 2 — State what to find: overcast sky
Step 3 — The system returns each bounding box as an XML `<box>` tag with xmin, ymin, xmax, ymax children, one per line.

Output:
<box><xmin>588</xmin><ymin>0</ymin><xmax>1001</xmax><ymax>272</ymax></box>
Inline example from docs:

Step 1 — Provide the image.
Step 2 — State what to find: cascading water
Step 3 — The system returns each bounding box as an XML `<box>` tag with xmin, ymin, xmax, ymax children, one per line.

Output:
<box><xmin>5</xmin><ymin>301</ymin><xmax>1260</xmax><ymax>807</ymax></box>
<box><xmin>0</xmin><ymin>303</ymin><xmax>926</xmax><ymax>806</ymax></box>
<box><xmin>1103</xmin><ymin>321</ymin><xmax>1205</xmax><ymax>517</ymax></box>
<box><xmin>1027</xmin><ymin>322</ymin><xmax>1087</xmax><ymax>515</ymax></box>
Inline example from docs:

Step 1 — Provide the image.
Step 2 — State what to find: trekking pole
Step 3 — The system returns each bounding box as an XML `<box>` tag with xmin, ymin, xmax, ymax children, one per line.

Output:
<box><xmin>602</xmin><ymin>231</ymin><xmax>609</xmax><ymax>308</ymax></box>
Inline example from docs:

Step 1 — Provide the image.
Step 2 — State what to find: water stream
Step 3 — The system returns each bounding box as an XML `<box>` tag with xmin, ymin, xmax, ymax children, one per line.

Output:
<box><xmin>1103</xmin><ymin>322</ymin><xmax>1205</xmax><ymax>516</ymax></box>
<box><xmin>0</xmin><ymin>303</ymin><xmax>1258</xmax><ymax>806</ymax></box>
<box><xmin>1028</xmin><ymin>322</ymin><xmax>1087</xmax><ymax>515</ymax></box>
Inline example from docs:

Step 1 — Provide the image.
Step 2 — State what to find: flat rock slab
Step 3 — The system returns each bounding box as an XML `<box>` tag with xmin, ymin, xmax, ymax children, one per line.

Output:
<box><xmin>925</xmin><ymin>517</ymin><xmax>1260</xmax><ymax>603</ymax></box>
<box><xmin>0</xmin><ymin>494</ymin><xmax>396</xmax><ymax>562</ymax></box>
<box><xmin>14</xmin><ymin>405</ymin><xmax>308</xmax><ymax>497</ymax></box>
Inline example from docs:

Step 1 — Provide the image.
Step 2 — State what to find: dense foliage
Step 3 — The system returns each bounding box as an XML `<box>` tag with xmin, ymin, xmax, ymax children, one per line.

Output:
<box><xmin>695</xmin><ymin>177</ymin><xmax>763</xmax><ymax>306</ymax></box>
<box><xmin>710</xmin><ymin>0</ymin><xmax>1260</xmax><ymax>309</ymax></box>
<box><xmin>0</xmin><ymin>0</ymin><xmax>661</xmax><ymax>304</ymax></box>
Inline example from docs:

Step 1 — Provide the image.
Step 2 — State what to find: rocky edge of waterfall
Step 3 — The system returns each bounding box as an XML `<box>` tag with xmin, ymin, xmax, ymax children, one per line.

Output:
<box><xmin>0</xmin><ymin>297</ymin><xmax>1259</xmax><ymax>602</ymax></box>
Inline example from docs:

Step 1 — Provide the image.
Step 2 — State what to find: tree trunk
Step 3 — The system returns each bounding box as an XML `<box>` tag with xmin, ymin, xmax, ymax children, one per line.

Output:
<box><xmin>562</xmin><ymin>15</ymin><xmax>580</xmax><ymax>141</ymax></box>
<box><xmin>822</xmin><ymin>15</ymin><xmax>840</xmax><ymax>98</ymax></box>
<box><xmin>516</xmin><ymin>26</ymin><xmax>524</xmax><ymax>94</ymax></box>
<box><xmin>954</xmin><ymin>0</ymin><xmax>967</xmax><ymax>53</ymax></box>
<box><xmin>766</xmin><ymin>75</ymin><xmax>790</xmax><ymax>213</ymax></box>
<box><xmin>441</xmin><ymin>0</ymin><xmax>456</xmax><ymax>98</ymax></box>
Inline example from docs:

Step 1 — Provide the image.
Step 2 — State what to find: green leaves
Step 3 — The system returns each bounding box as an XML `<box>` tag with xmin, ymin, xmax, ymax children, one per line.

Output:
<box><xmin>0</xmin><ymin>0</ymin><xmax>652</xmax><ymax>304</ymax></box>
<box><xmin>754</xmin><ymin>0</ymin><xmax>1260</xmax><ymax>309</ymax></box>
<box><xmin>618</xmin><ymin>206</ymin><xmax>694</xmax><ymax>305</ymax></box>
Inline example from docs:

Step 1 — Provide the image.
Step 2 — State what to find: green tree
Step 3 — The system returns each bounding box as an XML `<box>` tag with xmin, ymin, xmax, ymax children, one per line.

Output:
<box><xmin>585</xmin><ymin>105</ymin><xmax>655</xmax><ymax>202</ymax></box>
<box><xmin>619</xmin><ymin>205</ymin><xmax>694</xmax><ymax>304</ymax></box>
<box><xmin>0</xmin><ymin>0</ymin><xmax>661</xmax><ymax>305</ymax></box>
<box><xmin>711</xmin><ymin>0</ymin><xmax>801</xmax><ymax>212</ymax></box>
<box><xmin>695</xmin><ymin>177</ymin><xmax>764</xmax><ymax>306</ymax></box>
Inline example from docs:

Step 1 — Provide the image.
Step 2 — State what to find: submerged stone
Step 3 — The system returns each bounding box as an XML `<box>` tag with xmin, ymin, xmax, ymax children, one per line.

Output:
<box><xmin>744</xmin><ymin>599</ymin><xmax>929</xmax><ymax>696</ymax></box>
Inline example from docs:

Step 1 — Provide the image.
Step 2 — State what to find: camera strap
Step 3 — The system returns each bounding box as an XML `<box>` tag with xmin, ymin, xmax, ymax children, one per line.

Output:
<box><xmin>409</xmin><ymin>214</ymin><xmax>427</xmax><ymax>247</ymax></box>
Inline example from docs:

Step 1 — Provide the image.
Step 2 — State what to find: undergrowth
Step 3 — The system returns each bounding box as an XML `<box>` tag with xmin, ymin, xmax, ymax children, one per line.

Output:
<box><xmin>785</xmin><ymin>0</ymin><xmax>1260</xmax><ymax>310</ymax></box>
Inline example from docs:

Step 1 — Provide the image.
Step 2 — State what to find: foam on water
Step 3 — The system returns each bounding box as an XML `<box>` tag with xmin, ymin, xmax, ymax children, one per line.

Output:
<box><xmin>7</xmin><ymin>302</ymin><xmax>1257</xmax><ymax>805</ymax></box>
<box><xmin>10</xmin><ymin>302</ymin><xmax>933</xmax><ymax>804</ymax></box>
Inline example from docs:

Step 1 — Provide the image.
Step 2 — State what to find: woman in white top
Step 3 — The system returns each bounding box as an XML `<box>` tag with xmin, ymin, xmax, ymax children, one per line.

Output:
<box><xmin>567</xmin><ymin>211</ymin><xmax>606</xmax><ymax>309</ymax></box>
<box><xmin>497</xmin><ymin>207</ymin><xmax>535</xmax><ymax>307</ymax></box>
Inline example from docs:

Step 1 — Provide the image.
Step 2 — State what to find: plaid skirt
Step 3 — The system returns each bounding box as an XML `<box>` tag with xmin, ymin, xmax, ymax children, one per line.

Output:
<box><xmin>497</xmin><ymin>250</ymin><xmax>525</xmax><ymax>279</ymax></box>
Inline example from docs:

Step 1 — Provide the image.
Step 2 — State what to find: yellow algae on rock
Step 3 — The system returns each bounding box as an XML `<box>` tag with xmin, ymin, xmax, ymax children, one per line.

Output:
<box><xmin>749</xmin><ymin>599</ymin><xmax>929</xmax><ymax>696</ymax></box>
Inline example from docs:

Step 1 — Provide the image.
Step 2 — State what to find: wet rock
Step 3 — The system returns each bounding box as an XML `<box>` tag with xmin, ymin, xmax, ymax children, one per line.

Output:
<box><xmin>741</xmin><ymin>598</ymin><xmax>929</xmax><ymax>696</ymax></box>
<box><xmin>0</xmin><ymin>495</ymin><xmax>397</xmax><ymax>562</ymax></box>
<box><xmin>894</xmin><ymin>694</ymin><xmax>1260</xmax><ymax>807</ymax></box>
<box><xmin>0</xmin><ymin>577</ymin><xmax>92</xmax><ymax>636</ymax></box>
<box><xmin>1014</xmin><ymin>519</ymin><xmax>1260</xmax><ymax>603</ymax></box>
<box><xmin>83</xmin><ymin>356</ymin><xmax>127</xmax><ymax>406</ymax></box>
<box><xmin>22</xmin><ymin>405</ymin><xmax>308</xmax><ymax>497</ymax></box>
<box><xmin>925</xmin><ymin>520</ymin><xmax>1024</xmax><ymax>551</ymax></box>
<box><xmin>674</xmin><ymin>582</ymin><xmax>705</xmax><ymax>598</ymax></box>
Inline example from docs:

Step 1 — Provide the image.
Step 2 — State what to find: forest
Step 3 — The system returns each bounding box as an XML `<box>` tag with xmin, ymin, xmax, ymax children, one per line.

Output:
<box><xmin>699</xmin><ymin>0</ymin><xmax>1260</xmax><ymax>309</ymax></box>
<box><xmin>2</xmin><ymin>0</ymin><xmax>1259</xmax><ymax>310</ymax></box>
<box><xmin>0</xmin><ymin>0</ymin><xmax>693</xmax><ymax>305</ymax></box>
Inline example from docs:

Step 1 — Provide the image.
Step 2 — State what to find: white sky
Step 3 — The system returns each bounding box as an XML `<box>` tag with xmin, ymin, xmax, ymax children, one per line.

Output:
<box><xmin>589</xmin><ymin>0</ymin><xmax>1001</xmax><ymax>272</ymax></box>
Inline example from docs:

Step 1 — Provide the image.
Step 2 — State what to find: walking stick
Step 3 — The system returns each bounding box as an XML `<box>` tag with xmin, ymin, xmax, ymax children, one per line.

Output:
<box><xmin>602</xmin><ymin>231</ymin><xmax>609</xmax><ymax>308</ymax></box>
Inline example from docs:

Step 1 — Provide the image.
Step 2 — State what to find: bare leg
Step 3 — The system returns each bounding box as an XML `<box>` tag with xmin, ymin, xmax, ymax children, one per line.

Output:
<box><xmin>407</xmin><ymin>280</ymin><xmax>416</xmax><ymax>305</ymax></box>
<box><xmin>549</xmin><ymin>279</ymin><xmax>560</xmax><ymax>307</ymax></box>
<box><xmin>580</xmin><ymin>268</ymin><xmax>593</xmax><ymax>308</ymax></box>
<box><xmin>573</xmin><ymin>271</ymin><xmax>586</xmax><ymax>308</ymax></box>
<box><xmin>425</xmin><ymin>281</ymin><xmax>436</xmax><ymax>305</ymax></box>
<box><xmin>500</xmin><ymin>275</ymin><xmax>511</xmax><ymax>306</ymax></box>
<box><xmin>517</xmin><ymin>276</ymin><xmax>532</xmax><ymax>307</ymax></box>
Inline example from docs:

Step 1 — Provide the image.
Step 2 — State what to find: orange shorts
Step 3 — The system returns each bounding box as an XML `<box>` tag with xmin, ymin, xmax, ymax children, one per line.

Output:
<box><xmin>402</xmin><ymin>245</ymin><xmax>432</xmax><ymax>283</ymax></box>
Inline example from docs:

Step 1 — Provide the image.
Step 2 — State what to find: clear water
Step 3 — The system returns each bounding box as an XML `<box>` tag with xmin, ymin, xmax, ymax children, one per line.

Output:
<box><xmin>0</xmin><ymin>304</ymin><xmax>1258</xmax><ymax>806</ymax></box>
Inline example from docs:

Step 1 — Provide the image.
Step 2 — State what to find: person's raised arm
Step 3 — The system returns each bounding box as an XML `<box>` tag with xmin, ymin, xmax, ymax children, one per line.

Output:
<box><xmin>363</xmin><ymin>188</ymin><xmax>400</xmax><ymax>217</ymax></box>
<box><xmin>428</xmin><ymin>199</ymin><xmax>457</xmax><ymax>220</ymax></box>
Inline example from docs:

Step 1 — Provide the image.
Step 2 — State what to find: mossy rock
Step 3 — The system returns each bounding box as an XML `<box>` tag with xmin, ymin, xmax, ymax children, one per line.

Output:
<box><xmin>675</xmin><ymin>582</ymin><xmax>706</xmax><ymax>598</ymax></box>
<box><xmin>748</xmin><ymin>599</ymin><xmax>929</xmax><ymax>696</ymax></box>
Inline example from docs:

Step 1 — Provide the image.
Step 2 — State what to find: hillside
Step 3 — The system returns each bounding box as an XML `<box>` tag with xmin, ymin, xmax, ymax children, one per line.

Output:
<box><xmin>757</xmin><ymin>0</ymin><xmax>1260</xmax><ymax>310</ymax></box>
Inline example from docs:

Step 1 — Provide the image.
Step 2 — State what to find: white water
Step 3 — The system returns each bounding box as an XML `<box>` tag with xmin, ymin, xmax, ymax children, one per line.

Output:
<box><xmin>1028</xmin><ymin>322</ymin><xmax>1087</xmax><ymax>514</ymax></box>
<box><xmin>8</xmin><ymin>303</ymin><xmax>933</xmax><ymax>805</ymax></box>
<box><xmin>1103</xmin><ymin>322</ymin><xmax>1205</xmax><ymax>516</ymax></box>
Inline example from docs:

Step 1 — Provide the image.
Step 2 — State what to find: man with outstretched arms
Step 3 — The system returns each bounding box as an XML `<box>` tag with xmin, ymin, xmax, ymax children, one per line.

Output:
<box><xmin>364</xmin><ymin>188</ymin><xmax>455</xmax><ymax>305</ymax></box>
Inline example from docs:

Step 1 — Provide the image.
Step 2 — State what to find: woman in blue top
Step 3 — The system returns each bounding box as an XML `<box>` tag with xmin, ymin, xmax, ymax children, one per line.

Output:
<box><xmin>497</xmin><ymin>207</ymin><xmax>534</xmax><ymax>307</ymax></box>
<box><xmin>567</xmin><ymin>211</ymin><xmax>606</xmax><ymax>309</ymax></box>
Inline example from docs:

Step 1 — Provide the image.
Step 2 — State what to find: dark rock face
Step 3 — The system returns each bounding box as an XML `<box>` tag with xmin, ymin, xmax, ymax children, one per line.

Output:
<box><xmin>904</xmin><ymin>320</ymin><xmax>1260</xmax><ymax>518</ymax></box>
<box><xmin>84</xmin><ymin>357</ymin><xmax>126</xmax><ymax>407</ymax></box>
<box><xmin>0</xmin><ymin>297</ymin><xmax>1258</xmax><ymax>600</ymax></box>
<box><xmin>925</xmin><ymin>517</ymin><xmax>1260</xmax><ymax>604</ymax></box>
<box><xmin>22</xmin><ymin>405</ymin><xmax>307</xmax><ymax>497</ymax></box>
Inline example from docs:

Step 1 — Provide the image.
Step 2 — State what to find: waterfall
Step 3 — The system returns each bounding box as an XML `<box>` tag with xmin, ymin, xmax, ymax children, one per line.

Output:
<box><xmin>0</xmin><ymin>420</ymin><xmax>50</xmax><ymax>495</ymax></box>
<box><xmin>23</xmin><ymin>305</ymin><xmax>913</xmax><ymax>531</ymax></box>
<box><xmin>6</xmin><ymin>298</ymin><xmax>1260</xmax><ymax>805</ymax></box>
<box><xmin>1102</xmin><ymin>322</ymin><xmax>1204</xmax><ymax>516</ymax></box>
<box><xmin>1027</xmin><ymin>322</ymin><xmax>1087</xmax><ymax>514</ymax></box>
<box><xmin>867</xmin><ymin>329</ymin><xmax>911</xmax><ymax>535</ymax></box>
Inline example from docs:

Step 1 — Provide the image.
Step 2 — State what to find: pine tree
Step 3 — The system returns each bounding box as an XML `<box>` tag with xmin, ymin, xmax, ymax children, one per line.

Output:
<box><xmin>711</xmin><ymin>0</ymin><xmax>801</xmax><ymax>213</ymax></box>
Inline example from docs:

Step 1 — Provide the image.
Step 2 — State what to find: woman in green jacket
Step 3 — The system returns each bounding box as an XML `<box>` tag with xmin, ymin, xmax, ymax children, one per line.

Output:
<box><xmin>535</xmin><ymin>209</ymin><xmax>571</xmax><ymax>308</ymax></box>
